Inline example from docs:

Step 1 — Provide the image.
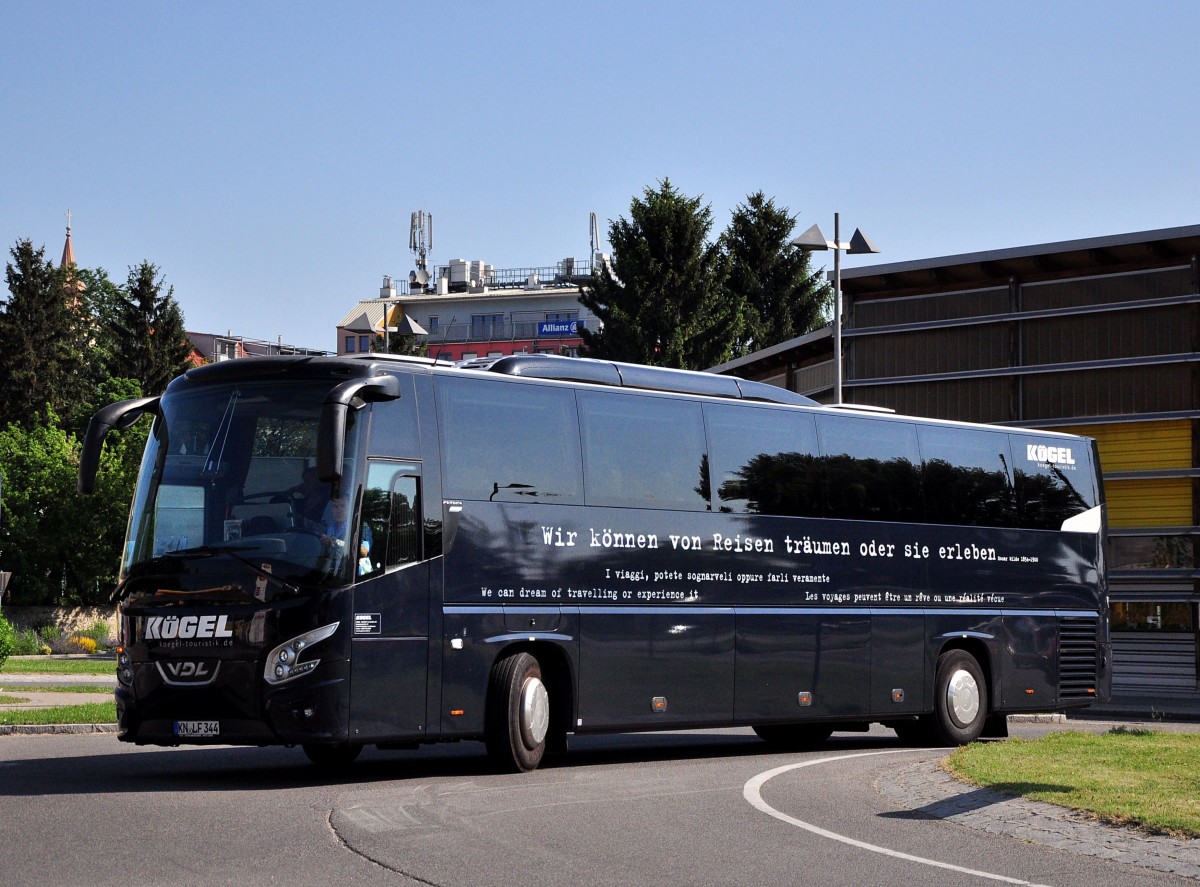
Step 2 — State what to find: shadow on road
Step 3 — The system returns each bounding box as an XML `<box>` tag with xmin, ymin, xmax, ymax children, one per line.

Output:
<box><xmin>0</xmin><ymin>730</ymin><xmax>916</xmax><ymax>796</ymax></box>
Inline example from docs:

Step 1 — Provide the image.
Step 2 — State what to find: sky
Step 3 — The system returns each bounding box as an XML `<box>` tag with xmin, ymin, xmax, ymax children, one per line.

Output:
<box><xmin>3</xmin><ymin>2</ymin><xmax>1199</xmax><ymax>353</ymax></box>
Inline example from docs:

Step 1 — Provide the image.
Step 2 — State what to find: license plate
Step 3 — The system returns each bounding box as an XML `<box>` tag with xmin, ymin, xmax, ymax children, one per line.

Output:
<box><xmin>174</xmin><ymin>720</ymin><xmax>220</xmax><ymax>738</ymax></box>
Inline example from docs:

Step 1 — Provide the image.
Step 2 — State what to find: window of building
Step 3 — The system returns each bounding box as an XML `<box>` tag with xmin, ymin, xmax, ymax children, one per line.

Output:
<box><xmin>345</xmin><ymin>336</ymin><xmax>356</xmax><ymax>353</ymax></box>
<box><xmin>1110</xmin><ymin>601</ymin><xmax>1195</xmax><ymax>632</ymax></box>
<box><xmin>359</xmin><ymin>335</ymin><xmax>371</xmax><ymax>353</ymax></box>
<box><xmin>428</xmin><ymin>316</ymin><xmax>439</xmax><ymax>332</ymax></box>
<box><xmin>471</xmin><ymin>314</ymin><xmax>505</xmax><ymax>339</ymax></box>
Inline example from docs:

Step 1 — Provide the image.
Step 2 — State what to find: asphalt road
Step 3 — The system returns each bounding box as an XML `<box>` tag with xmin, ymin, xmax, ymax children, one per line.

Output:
<box><xmin>1</xmin><ymin>725</ymin><xmax>1194</xmax><ymax>887</ymax></box>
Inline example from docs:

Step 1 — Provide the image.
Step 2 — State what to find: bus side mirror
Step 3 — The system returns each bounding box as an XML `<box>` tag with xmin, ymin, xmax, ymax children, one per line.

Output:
<box><xmin>316</xmin><ymin>375</ymin><xmax>402</xmax><ymax>492</ymax></box>
<box><xmin>77</xmin><ymin>396</ymin><xmax>159</xmax><ymax>494</ymax></box>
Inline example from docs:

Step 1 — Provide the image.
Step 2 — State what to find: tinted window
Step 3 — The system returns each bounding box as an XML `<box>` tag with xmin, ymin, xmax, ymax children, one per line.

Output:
<box><xmin>706</xmin><ymin>403</ymin><xmax>820</xmax><ymax>516</ymax></box>
<box><xmin>437</xmin><ymin>376</ymin><xmax>583</xmax><ymax>503</ymax></box>
<box><xmin>1012</xmin><ymin>434</ymin><xmax>1097</xmax><ymax>530</ymax></box>
<box><xmin>367</xmin><ymin>374</ymin><xmax>420</xmax><ymax>458</ymax></box>
<box><xmin>919</xmin><ymin>425</ymin><xmax>1017</xmax><ymax>527</ymax></box>
<box><xmin>579</xmin><ymin>390</ymin><xmax>708</xmax><ymax>511</ymax></box>
<box><xmin>817</xmin><ymin>414</ymin><xmax>921</xmax><ymax>522</ymax></box>
<box><xmin>361</xmin><ymin>462</ymin><xmax>422</xmax><ymax>577</ymax></box>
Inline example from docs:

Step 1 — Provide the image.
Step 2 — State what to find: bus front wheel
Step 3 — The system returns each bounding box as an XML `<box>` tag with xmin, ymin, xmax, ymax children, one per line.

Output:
<box><xmin>486</xmin><ymin>651</ymin><xmax>550</xmax><ymax>772</ymax></box>
<box><xmin>932</xmin><ymin>650</ymin><xmax>988</xmax><ymax>745</ymax></box>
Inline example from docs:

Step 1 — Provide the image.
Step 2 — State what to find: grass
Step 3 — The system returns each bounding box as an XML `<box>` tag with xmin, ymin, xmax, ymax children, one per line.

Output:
<box><xmin>0</xmin><ymin>701</ymin><xmax>117</xmax><ymax>726</ymax></box>
<box><xmin>0</xmin><ymin>694</ymin><xmax>28</xmax><ymax>704</ymax></box>
<box><xmin>0</xmin><ymin>657</ymin><xmax>116</xmax><ymax>676</ymax></box>
<box><xmin>0</xmin><ymin>684</ymin><xmax>113</xmax><ymax>694</ymax></box>
<box><xmin>947</xmin><ymin>728</ymin><xmax>1200</xmax><ymax>838</ymax></box>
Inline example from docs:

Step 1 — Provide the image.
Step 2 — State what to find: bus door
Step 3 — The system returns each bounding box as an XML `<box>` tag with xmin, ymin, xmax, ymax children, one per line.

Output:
<box><xmin>348</xmin><ymin>462</ymin><xmax>430</xmax><ymax>742</ymax></box>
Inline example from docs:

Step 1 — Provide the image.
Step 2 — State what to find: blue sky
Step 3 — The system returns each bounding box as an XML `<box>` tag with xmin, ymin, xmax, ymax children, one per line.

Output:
<box><xmin>3</xmin><ymin>2</ymin><xmax>1198</xmax><ymax>353</ymax></box>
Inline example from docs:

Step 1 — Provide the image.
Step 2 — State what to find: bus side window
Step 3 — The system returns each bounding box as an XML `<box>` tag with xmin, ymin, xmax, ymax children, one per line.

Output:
<box><xmin>816</xmin><ymin>414</ymin><xmax>921</xmax><ymax>523</ymax></box>
<box><xmin>362</xmin><ymin>462</ymin><xmax>422</xmax><ymax>577</ymax></box>
<box><xmin>918</xmin><ymin>425</ymin><xmax>1017</xmax><ymax>528</ymax></box>
<box><xmin>704</xmin><ymin>402</ymin><xmax>820</xmax><ymax>516</ymax></box>
<box><xmin>387</xmin><ymin>476</ymin><xmax>421</xmax><ymax>567</ymax></box>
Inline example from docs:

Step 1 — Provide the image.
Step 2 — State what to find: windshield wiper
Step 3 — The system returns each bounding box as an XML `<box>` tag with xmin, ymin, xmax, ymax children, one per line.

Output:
<box><xmin>112</xmin><ymin>545</ymin><xmax>301</xmax><ymax>602</ymax></box>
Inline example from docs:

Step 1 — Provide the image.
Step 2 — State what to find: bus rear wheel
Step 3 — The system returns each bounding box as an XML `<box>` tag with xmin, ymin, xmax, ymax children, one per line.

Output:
<box><xmin>931</xmin><ymin>650</ymin><xmax>988</xmax><ymax>745</ymax></box>
<box><xmin>486</xmin><ymin>651</ymin><xmax>550</xmax><ymax>772</ymax></box>
<box><xmin>752</xmin><ymin>723</ymin><xmax>833</xmax><ymax>750</ymax></box>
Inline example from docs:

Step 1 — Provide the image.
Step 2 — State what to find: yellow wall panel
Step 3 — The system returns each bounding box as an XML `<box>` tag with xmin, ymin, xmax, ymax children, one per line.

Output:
<box><xmin>1055</xmin><ymin>420</ymin><xmax>1192</xmax><ymax>473</ymax></box>
<box><xmin>1104</xmin><ymin>478</ymin><xmax>1193</xmax><ymax>528</ymax></box>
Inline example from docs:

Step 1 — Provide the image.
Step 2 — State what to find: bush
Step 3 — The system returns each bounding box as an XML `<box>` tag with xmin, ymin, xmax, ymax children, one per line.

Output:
<box><xmin>69</xmin><ymin>635</ymin><xmax>98</xmax><ymax>654</ymax></box>
<box><xmin>0</xmin><ymin>616</ymin><xmax>15</xmax><ymax>669</ymax></box>
<box><xmin>79</xmin><ymin>620</ymin><xmax>114</xmax><ymax>650</ymax></box>
<box><xmin>10</xmin><ymin>627</ymin><xmax>45</xmax><ymax>656</ymax></box>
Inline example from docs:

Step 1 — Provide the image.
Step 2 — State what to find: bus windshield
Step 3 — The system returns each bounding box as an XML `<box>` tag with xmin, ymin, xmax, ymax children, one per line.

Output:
<box><xmin>121</xmin><ymin>380</ymin><xmax>364</xmax><ymax>588</ymax></box>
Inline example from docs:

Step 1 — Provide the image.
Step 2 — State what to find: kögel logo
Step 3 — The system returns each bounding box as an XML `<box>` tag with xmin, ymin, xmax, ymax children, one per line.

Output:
<box><xmin>145</xmin><ymin>614</ymin><xmax>233</xmax><ymax>640</ymax></box>
<box><xmin>1026</xmin><ymin>444</ymin><xmax>1075</xmax><ymax>466</ymax></box>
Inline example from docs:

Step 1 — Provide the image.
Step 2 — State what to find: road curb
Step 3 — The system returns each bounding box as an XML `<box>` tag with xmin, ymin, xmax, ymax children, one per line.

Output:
<box><xmin>0</xmin><ymin>723</ymin><xmax>118</xmax><ymax>735</ymax></box>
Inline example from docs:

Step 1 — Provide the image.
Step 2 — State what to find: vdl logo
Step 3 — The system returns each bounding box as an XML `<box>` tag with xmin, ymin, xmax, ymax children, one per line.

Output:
<box><xmin>156</xmin><ymin>659</ymin><xmax>220</xmax><ymax>686</ymax></box>
<box><xmin>145</xmin><ymin>614</ymin><xmax>233</xmax><ymax>640</ymax></box>
<box><xmin>1026</xmin><ymin>444</ymin><xmax>1075</xmax><ymax>466</ymax></box>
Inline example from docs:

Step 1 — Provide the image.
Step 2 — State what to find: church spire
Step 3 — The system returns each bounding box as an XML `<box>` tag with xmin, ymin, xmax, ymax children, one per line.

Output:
<box><xmin>61</xmin><ymin>209</ymin><xmax>76</xmax><ymax>268</ymax></box>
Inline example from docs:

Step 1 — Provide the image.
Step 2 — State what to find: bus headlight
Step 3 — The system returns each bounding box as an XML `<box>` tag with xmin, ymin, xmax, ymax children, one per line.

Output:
<box><xmin>116</xmin><ymin>647</ymin><xmax>134</xmax><ymax>687</ymax></box>
<box><xmin>264</xmin><ymin>622</ymin><xmax>339</xmax><ymax>685</ymax></box>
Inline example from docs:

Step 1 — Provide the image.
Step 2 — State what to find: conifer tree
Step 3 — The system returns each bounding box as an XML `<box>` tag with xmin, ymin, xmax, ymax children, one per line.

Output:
<box><xmin>579</xmin><ymin>180</ymin><xmax>744</xmax><ymax>370</ymax></box>
<box><xmin>722</xmin><ymin>192</ymin><xmax>832</xmax><ymax>357</ymax></box>
<box><xmin>0</xmin><ymin>239</ymin><xmax>90</xmax><ymax>428</ymax></box>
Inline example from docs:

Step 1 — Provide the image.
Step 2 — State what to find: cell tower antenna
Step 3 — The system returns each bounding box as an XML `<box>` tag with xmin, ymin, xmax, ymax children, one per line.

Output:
<box><xmin>410</xmin><ymin>211</ymin><xmax>432</xmax><ymax>274</ymax></box>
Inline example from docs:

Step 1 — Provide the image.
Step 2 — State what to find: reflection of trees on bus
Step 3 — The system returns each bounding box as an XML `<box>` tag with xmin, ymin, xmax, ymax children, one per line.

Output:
<box><xmin>1015</xmin><ymin>468</ymin><xmax>1089</xmax><ymax>530</ymax></box>
<box><xmin>923</xmin><ymin>459</ymin><xmax>1014</xmax><ymax>527</ymax></box>
<box><xmin>720</xmin><ymin>451</ymin><xmax>1090</xmax><ymax>529</ymax></box>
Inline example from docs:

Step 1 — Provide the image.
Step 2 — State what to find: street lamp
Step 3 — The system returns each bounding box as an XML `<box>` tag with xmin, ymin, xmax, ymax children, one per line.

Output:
<box><xmin>791</xmin><ymin>213</ymin><xmax>879</xmax><ymax>404</ymax></box>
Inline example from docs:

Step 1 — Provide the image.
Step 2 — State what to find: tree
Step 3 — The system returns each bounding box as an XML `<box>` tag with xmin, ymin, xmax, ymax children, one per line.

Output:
<box><xmin>371</xmin><ymin>330</ymin><xmax>428</xmax><ymax>357</ymax></box>
<box><xmin>106</xmin><ymin>261</ymin><xmax>193</xmax><ymax>396</ymax></box>
<box><xmin>722</xmin><ymin>192</ymin><xmax>832</xmax><ymax>358</ymax></box>
<box><xmin>579</xmin><ymin>180</ymin><xmax>744</xmax><ymax>370</ymax></box>
<box><xmin>0</xmin><ymin>402</ymin><xmax>146</xmax><ymax>605</ymax></box>
<box><xmin>0</xmin><ymin>239</ymin><xmax>91</xmax><ymax>429</ymax></box>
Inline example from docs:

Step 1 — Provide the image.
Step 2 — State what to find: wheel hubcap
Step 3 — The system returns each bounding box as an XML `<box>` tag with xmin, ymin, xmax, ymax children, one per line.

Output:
<box><xmin>519</xmin><ymin>676</ymin><xmax>550</xmax><ymax>749</ymax></box>
<box><xmin>946</xmin><ymin>668</ymin><xmax>980</xmax><ymax>726</ymax></box>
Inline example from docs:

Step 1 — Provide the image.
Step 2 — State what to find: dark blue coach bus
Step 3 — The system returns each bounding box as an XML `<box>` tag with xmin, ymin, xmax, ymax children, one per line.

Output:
<box><xmin>78</xmin><ymin>353</ymin><xmax>1110</xmax><ymax>771</ymax></box>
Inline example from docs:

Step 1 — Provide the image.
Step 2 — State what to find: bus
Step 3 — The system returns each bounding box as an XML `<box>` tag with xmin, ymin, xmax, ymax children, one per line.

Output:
<box><xmin>78</xmin><ymin>352</ymin><xmax>1110</xmax><ymax>771</ymax></box>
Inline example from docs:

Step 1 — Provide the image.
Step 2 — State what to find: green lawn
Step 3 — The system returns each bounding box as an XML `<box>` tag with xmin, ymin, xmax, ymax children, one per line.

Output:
<box><xmin>0</xmin><ymin>657</ymin><xmax>116</xmax><ymax>676</ymax></box>
<box><xmin>947</xmin><ymin>728</ymin><xmax>1200</xmax><ymax>838</ymax></box>
<box><xmin>0</xmin><ymin>684</ymin><xmax>113</xmax><ymax>694</ymax></box>
<box><xmin>0</xmin><ymin>701</ymin><xmax>117</xmax><ymax>726</ymax></box>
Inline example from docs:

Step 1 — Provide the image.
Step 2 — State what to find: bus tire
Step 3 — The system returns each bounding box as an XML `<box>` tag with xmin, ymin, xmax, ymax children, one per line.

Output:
<box><xmin>302</xmin><ymin>742</ymin><xmax>362</xmax><ymax>768</ymax></box>
<box><xmin>932</xmin><ymin>650</ymin><xmax>987</xmax><ymax>745</ymax></box>
<box><xmin>486</xmin><ymin>651</ymin><xmax>549</xmax><ymax>772</ymax></box>
<box><xmin>752</xmin><ymin>723</ymin><xmax>833</xmax><ymax>750</ymax></box>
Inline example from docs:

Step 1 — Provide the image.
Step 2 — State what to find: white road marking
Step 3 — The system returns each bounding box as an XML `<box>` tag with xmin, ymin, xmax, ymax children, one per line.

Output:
<box><xmin>743</xmin><ymin>750</ymin><xmax>1054</xmax><ymax>887</ymax></box>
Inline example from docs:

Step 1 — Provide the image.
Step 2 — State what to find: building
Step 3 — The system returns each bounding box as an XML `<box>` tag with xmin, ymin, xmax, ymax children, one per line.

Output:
<box><xmin>336</xmin><ymin>258</ymin><xmax>600</xmax><ymax>361</ymax></box>
<box><xmin>713</xmin><ymin>223</ymin><xmax>1200</xmax><ymax>708</ymax></box>
<box><xmin>186</xmin><ymin>332</ymin><xmax>329</xmax><ymax>363</ymax></box>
